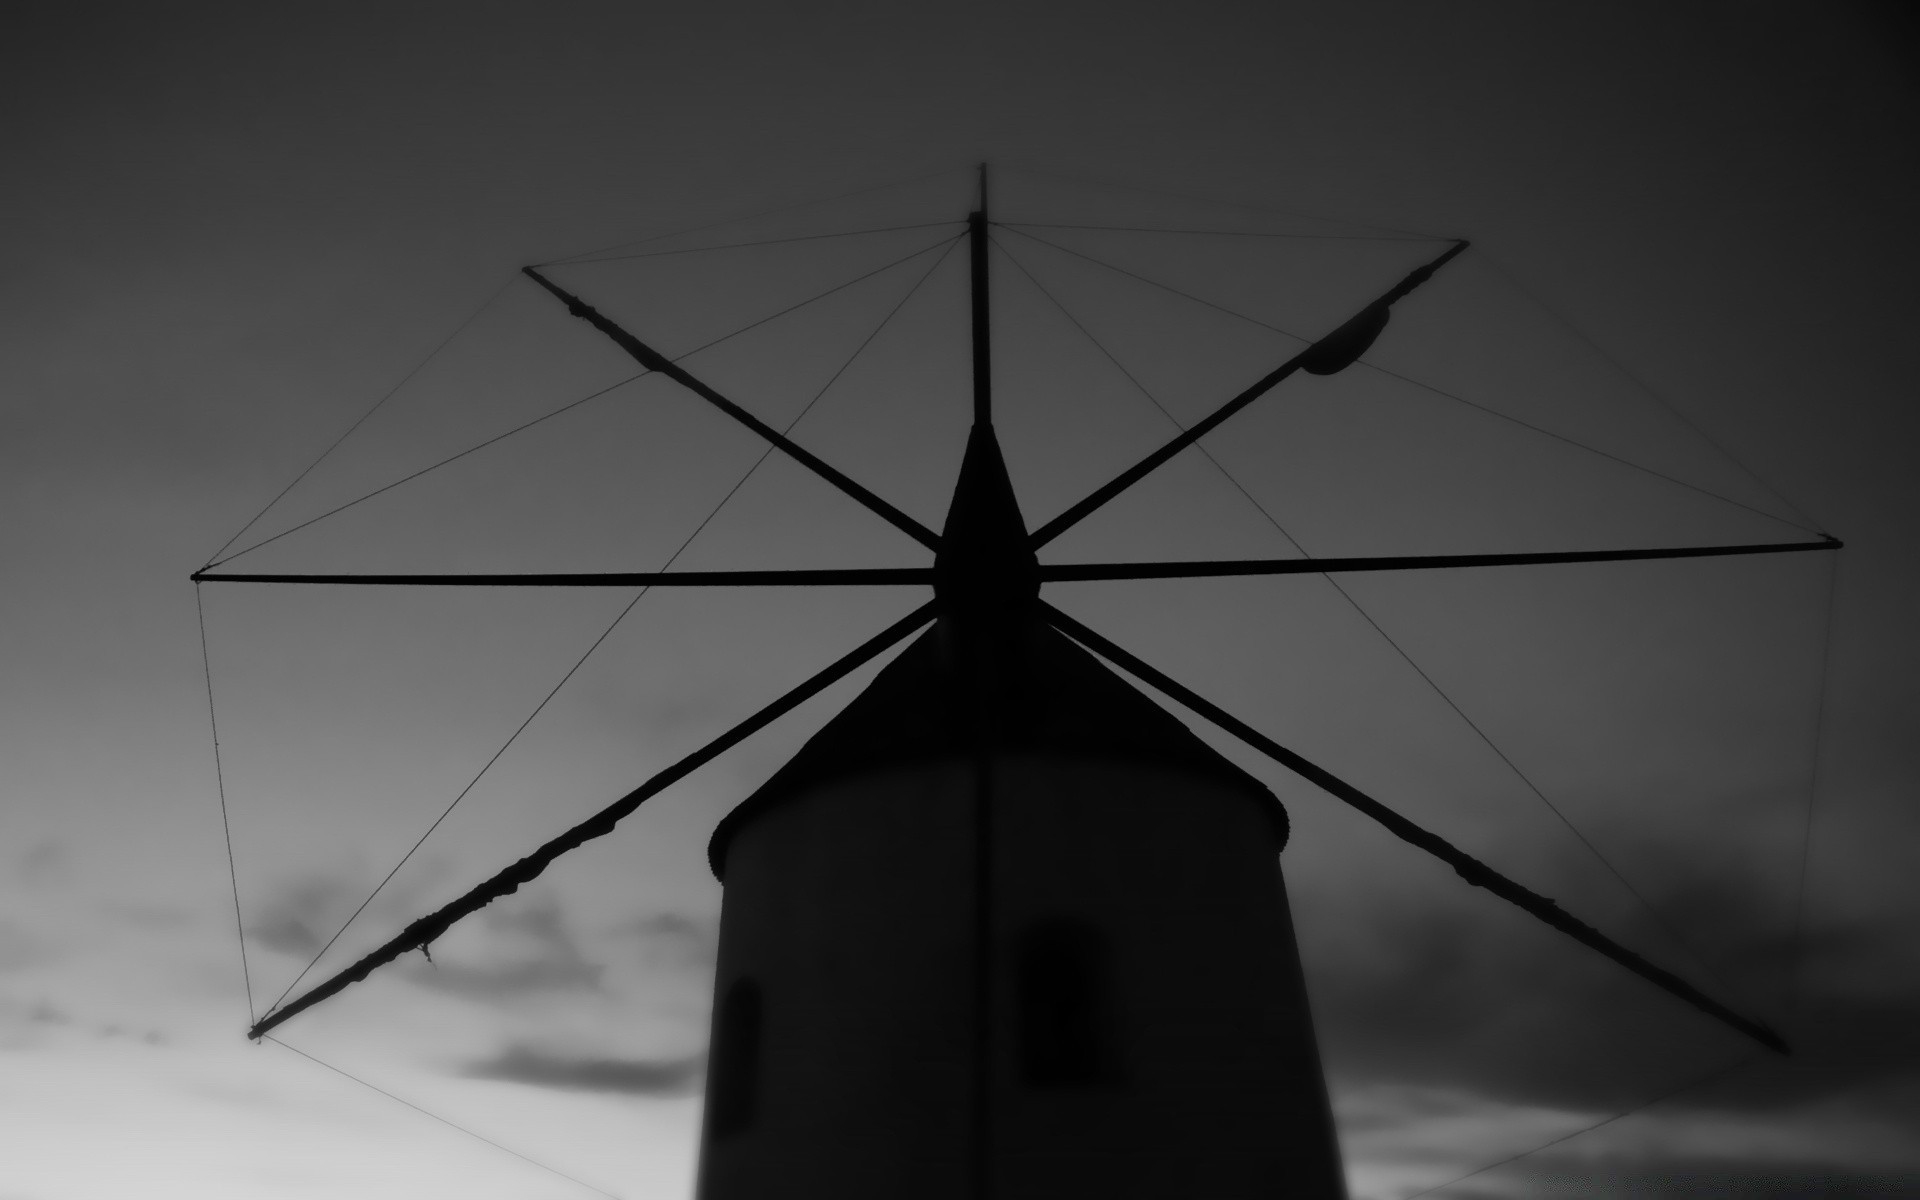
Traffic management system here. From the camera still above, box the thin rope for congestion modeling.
[583,227,959,364]
[264,582,651,1015]
[263,1036,622,1199]
[261,230,962,1020]
[997,221,1313,343]
[203,276,519,567]
[1402,1056,1754,1198]
[1357,360,1822,536]
[564,219,964,265]
[196,583,255,1024]
[1785,549,1841,1017]
[767,220,964,443]
[1001,224,1820,537]
[996,232,1756,1007]
[537,163,972,265]
[993,159,1452,241]
[1314,565,1755,1007]
[210,230,962,569]
[1477,250,1825,532]
[998,219,1440,243]
[208,372,647,569]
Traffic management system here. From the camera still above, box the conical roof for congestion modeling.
[707,611,1288,878]
[708,418,1287,878]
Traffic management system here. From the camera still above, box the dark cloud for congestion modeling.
[246,876,353,958]
[243,859,476,963]
[98,900,196,931]
[1306,836,1920,1122]
[15,840,68,887]
[460,1043,706,1097]
[245,875,630,1005]
[621,911,705,941]
[0,922,56,973]
[1338,1084,1482,1137]
[1489,1151,1920,1199]
[0,993,169,1047]
[91,1021,167,1044]
[0,995,72,1051]
[397,892,602,1002]
[400,955,602,1001]
[1419,1186,1506,1200]
[1345,1075,1920,1199]
[618,912,716,972]
[0,995,70,1024]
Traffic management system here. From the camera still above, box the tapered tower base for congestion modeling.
[695,618,1346,1199]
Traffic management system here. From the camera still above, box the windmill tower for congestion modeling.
[695,408,1342,1196]
[202,166,1830,1196]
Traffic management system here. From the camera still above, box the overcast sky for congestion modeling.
[3,4,1917,1198]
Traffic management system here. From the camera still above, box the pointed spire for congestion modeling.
[941,163,1032,629]
[935,422,1038,625]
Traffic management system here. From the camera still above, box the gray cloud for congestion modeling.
[618,912,716,972]
[1345,1073,1920,1199]
[98,900,197,931]
[0,996,73,1028]
[1337,1084,1482,1137]
[397,892,603,1002]
[0,993,168,1048]
[0,923,57,974]
[400,955,602,1001]
[243,875,696,1011]
[0,994,72,1051]
[1479,1152,1920,1199]
[460,1043,706,1096]
[16,841,69,887]
[1306,839,1920,1121]
[242,858,482,967]
[91,1020,168,1045]
[246,876,353,958]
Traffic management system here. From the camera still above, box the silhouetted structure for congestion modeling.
[696,424,1343,1197]
[202,165,1834,1196]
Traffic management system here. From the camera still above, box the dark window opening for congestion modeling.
[1016,917,1120,1087]
[707,978,762,1138]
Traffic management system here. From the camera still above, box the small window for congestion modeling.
[1016,918,1119,1087]
[707,978,762,1137]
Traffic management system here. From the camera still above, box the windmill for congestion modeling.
[194,165,1839,1197]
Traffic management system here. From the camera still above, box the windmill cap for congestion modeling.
[707,614,1288,879]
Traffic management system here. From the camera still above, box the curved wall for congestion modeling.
[694,751,1344,1200]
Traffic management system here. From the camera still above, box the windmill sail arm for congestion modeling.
[245,598,940,1041]
[1036,535,1841,582]
[191,567,938,588]
[1026,240,1469,550]
[520,267,941,553]
[1041,600,1791,1056]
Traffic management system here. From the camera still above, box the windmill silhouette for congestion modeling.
[195,166,1835,1197]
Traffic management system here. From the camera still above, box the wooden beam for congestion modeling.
[246,599,941,1041]
[192,567,937,588]
[522,267,941,552]
[1027,240,1469,550]
[1037,536,1841,582]
[1042,599,1791,1056]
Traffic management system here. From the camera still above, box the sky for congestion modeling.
[3,3,1918,1197]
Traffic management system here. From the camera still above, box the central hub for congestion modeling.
[933,421,1040,629]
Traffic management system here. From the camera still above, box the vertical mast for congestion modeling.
[967,159,996,1200]
[969,163,991,427]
